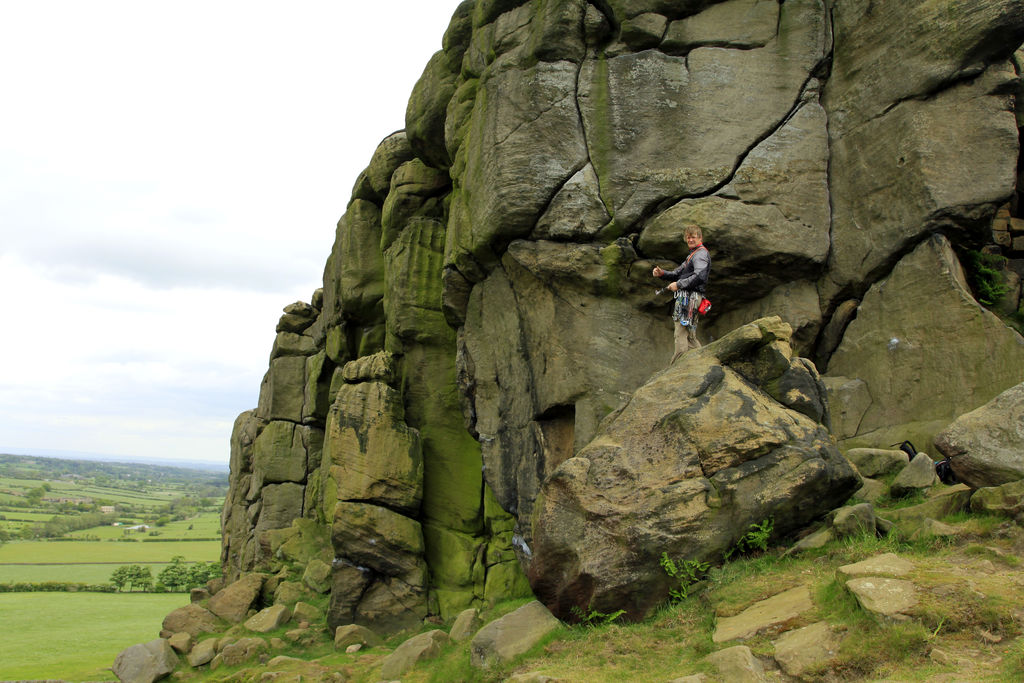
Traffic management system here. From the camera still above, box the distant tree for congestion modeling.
[187,561,222,588]
[157,556,190,591]
[110,565,132,592]
[110,564,154,591]
[155,516,170,527]
[128,565,153,592]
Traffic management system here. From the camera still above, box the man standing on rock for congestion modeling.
[653,224,711,363]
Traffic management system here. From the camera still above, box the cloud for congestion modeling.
[0,0,466,464]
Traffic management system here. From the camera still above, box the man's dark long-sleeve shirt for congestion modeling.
[660,246,710,293]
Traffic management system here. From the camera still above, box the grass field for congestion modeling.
[0,562,179,584]
[0,592,189,681]
[66,511,222,540]
[0,539,221,564]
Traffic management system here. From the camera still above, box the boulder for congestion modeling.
[244,604,291,633]
[380,629,450,679]
[112,639,178,683]
[890,453,939,497]
[935,382,1024,488]
[449,607,483,642]
[208,574,265,624]
[786,527,834,555]
[219,636,268,667]
[291,601,322,624]
[845,577,918,621]
[529,318,858,620]
[470,601,562,669]
[772,621,843,678]
[302,558,332,594]
[831,503,877,538]
[186,638,217,668]
[884,485,973,527]
[971,479,1024,517]
[160,603,222,639]
[273,580,312,606]
[827,236,1024,450]
[702,645,766,683]
[333,623,384,650]
[166,632,192,654]
[855,477,888,504]
[843,448,910,478]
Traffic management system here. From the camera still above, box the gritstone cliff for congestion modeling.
[219,0,1024,628]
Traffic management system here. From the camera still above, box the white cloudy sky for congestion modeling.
[0,1,466,465]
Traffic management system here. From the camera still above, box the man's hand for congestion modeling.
[668,282,678,292]
[652,266,665,277]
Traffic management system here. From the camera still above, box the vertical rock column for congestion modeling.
[323,352,429,633]
[221,298,327,579]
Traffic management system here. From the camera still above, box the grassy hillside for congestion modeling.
[0,592,189,682]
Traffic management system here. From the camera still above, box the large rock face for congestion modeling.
[528,318,858,620]
[827,235,1024,450]
[215,0,1024,637]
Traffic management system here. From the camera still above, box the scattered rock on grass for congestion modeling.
[244,604,291,633]
[971,479,1024,517]
[845,577,917,621]
[703,645,766,682]
[837,553,914,578]
[450,607,483,642]
[334,623,384,650]
[713,586,814,643]
[772,621,843,678]
[831,502,877,537]
[380,629,449,679]
[470,601,561,668]
[161,603,223,639]
[167,632,192,654]
[186,638,217,667]
[219,636,268,666]
[209,574,265,623]
[113,638,179,683]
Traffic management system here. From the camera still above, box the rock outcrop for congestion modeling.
[207,0,1024,642]
[528,318,858,620]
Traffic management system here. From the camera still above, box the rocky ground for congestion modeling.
[120,455,1024,682]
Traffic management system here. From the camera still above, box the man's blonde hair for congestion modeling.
[684,224,703,239]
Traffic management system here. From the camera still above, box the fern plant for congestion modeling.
[570,603,626,627]
[966,250,1008,306]
[723,517,774,561]
[659,551,710,603]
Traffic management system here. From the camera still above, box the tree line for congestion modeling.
[109,556,221,592]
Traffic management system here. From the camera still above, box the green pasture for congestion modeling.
[0,562,177,584]
[0,510,61,521]
[0,592,188,681]
[66,510,221,540]
[0,539,221,564]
